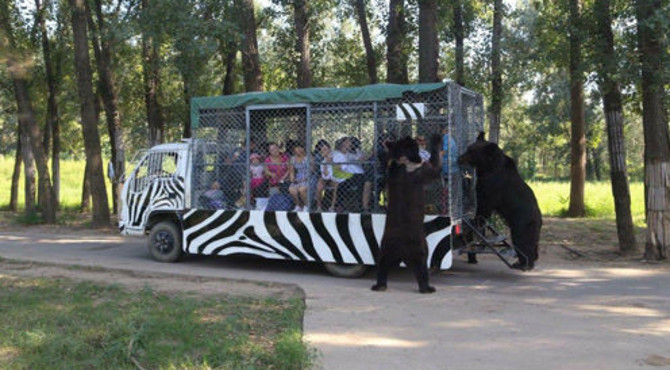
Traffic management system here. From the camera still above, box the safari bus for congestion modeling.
[119,82,483,277]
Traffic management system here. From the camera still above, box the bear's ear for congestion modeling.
[476,132,485,141]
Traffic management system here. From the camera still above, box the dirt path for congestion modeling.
[0,217,669,369]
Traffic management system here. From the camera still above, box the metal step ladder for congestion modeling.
[459,217,531,271]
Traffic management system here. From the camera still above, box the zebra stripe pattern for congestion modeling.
[126,176,185,228]
[182,210,453,269]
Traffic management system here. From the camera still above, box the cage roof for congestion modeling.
[190,82,449,127]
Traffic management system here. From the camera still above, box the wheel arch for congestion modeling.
[146,211,183,233]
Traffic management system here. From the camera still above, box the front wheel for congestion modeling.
[323,263,369,278]
[148,221,183,262]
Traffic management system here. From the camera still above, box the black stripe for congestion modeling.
[198,211,250,254]
[243,225,296,260]
[430,234,452,268]
[133,187,152,226]
[360,214,379,262]
[309,213,344,263]
[285,213,317,261]
[424,216,452,236]
[184,210,236,247]
[262,213,310,260]
[335,214,363,264]
[398,103,414,124]
[211,241,283,257]
[241,225,293,259]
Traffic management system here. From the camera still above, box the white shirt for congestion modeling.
[333,150,364,174]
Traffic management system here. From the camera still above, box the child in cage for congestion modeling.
[314,140,342,212]
[249,153,266,198]
[287,140,310,211]
[264,142,289,196]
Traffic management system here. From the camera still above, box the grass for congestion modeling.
[0,275,315,369]
[529,181,646,226]
[0,156,113,212]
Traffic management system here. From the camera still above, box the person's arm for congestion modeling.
[279,155,289,182]
[289,159,296,183]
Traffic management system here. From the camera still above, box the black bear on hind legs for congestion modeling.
[458,133,542,270]
[372,134,442,293]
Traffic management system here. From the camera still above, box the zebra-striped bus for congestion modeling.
[119,82,482,277]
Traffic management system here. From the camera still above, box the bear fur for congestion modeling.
[372,134,442,293]
[458,133,542,270]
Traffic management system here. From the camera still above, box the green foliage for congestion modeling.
[0,276,314,369]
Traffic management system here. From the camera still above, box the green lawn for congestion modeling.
[0,156,112,211]
[529,181,646,225]
[0,273,314,369]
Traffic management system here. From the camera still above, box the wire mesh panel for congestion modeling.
[190,82,482,220]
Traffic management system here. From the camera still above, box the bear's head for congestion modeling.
[458,132,509,175]
[386,136,422,165]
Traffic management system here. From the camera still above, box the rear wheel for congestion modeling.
[148,221,183,262]
[323,263,369,278]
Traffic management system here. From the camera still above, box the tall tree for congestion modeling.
[87,0,125,214]
[35,0,61,209]
[418,0,439,83]
[69,0,110,226]
[566,0,586,217]
[488,0,503,144]
[593,0,637,254]
[386,0,409,84]
[221,41,237,95]
[238,0,263,91]
[9,129,21,212]
[294,0,312,88]
[453,0,465,86]
[2,1,56,223]
[636,0,670,260]
[141,0,164,146]
[354,0,377,84]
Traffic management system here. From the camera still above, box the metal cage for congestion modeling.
[190,82,483,220]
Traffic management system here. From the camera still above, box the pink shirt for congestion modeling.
[264,153,289,186]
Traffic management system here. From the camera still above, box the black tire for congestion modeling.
[323,263,369,278]
[147,221,183,262]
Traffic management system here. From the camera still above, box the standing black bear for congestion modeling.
[458,133,542,270]
[372,134,442,293]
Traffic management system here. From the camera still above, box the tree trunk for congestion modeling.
[238,0,263,92]
[86,0,124,214]
[386,0,408,84]
[69,0,110,226]
[418,0,439,83]
[594,0,636,254]
[567,0,586,217]
[1,3,35,215]
[294,0,312,88]
[637,0,670,260]
[488,0,503,144]
[221,41,237,95]
[354,0,377,84]
[19,119,36,215]
[141,0,164,146]
[37,0,60,210]
[3,2,55,223]
[81,165,90,213]
[182,73,192,138]
[453,0,465,86]
[12,80,56,223]
[9,130,22,212]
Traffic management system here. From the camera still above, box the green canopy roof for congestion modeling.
[190,83,448,127]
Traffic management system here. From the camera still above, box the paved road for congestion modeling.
[1,229,669,369]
